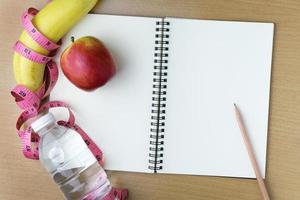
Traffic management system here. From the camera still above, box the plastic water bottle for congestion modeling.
[31,113,112,200]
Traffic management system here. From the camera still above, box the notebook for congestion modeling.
[51,14,274,178]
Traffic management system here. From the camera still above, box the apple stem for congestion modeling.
[71,36,75,43]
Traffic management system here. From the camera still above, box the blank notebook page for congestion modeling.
[51,14,158,173]
[162,18,274,178]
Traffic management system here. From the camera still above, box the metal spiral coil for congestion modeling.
[149,19,170,173]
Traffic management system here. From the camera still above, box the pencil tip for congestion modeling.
[233,103,237,108]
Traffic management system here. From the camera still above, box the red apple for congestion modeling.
[60,36,116,90]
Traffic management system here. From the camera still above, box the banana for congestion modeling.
[13,0,98,91]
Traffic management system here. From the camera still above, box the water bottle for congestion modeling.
[31,113,112,200]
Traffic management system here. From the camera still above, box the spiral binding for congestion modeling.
[149,19,170,173]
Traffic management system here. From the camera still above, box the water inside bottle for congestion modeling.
[53,162,110,200]
[38,121,111,200]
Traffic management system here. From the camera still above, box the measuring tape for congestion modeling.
[11,7,128,200]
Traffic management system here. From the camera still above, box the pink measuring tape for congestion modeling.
[11,7,128,200]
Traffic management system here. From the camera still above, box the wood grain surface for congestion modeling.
[1,0,300,199]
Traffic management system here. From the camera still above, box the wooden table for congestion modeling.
[1,0,299,199]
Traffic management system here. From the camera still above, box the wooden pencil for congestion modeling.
[234,103,270,200]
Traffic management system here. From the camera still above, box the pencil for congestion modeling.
[234,103,270,200]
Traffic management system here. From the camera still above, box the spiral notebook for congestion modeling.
[51,14,274,178]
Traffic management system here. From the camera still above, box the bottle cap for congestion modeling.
[31,112,56,134]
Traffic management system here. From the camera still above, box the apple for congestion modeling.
[60,36,116,91]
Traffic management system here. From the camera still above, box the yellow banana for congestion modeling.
[13,0,98,91]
